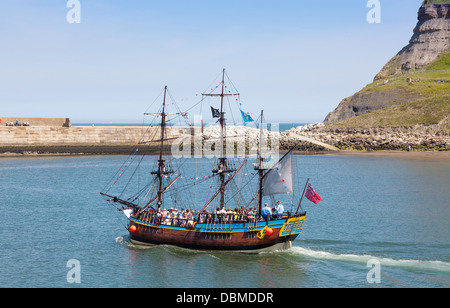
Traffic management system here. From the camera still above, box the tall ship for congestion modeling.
[100,70,308,251]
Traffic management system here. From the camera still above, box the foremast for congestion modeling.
[100,86,178,213]
[147,86,175,210]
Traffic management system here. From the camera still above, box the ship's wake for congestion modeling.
[287,246,450,273]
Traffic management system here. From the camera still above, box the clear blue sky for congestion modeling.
[0,0,423,124]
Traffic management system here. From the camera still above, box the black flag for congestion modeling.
[211,106,220,118]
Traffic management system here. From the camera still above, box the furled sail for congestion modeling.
[262,151,294,196]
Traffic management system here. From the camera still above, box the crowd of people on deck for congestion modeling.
[132,201,286,227]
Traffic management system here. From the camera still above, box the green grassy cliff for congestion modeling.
[325,54,450,131]
[324,1,449,134]
[423,0,450,5]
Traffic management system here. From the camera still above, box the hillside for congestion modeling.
[424,1,450,5]
[325,54,450,130]
[374,2,449,81]
[304,1,450,151]
[324,2,449,125]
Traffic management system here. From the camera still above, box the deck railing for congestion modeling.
[131,211,306,232]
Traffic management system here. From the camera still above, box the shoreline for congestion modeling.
[327,150,450,160]
[0,146,448,160]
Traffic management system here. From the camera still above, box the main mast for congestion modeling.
[157,86,168,208]
[204,69,237,208]
[218,69,227,207]
[255,110,267,218]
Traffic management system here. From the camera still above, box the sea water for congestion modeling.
[72,123,303,132]
[0,155,448,288]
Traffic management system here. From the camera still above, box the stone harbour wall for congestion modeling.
[0,117,71,127]
[0,126,190,146]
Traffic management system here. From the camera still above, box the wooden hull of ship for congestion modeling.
[128,214,306,252]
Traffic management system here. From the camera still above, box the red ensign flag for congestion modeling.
[305,183,322,204]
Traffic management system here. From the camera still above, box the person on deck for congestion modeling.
[218,206,227,223]
[261,203,271,221]
[247,208,255,221]
[271,208,277,219]
[276,200,285,218]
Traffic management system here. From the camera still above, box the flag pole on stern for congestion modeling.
[296,178,309,214]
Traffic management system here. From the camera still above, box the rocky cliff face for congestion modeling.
[375,3,450,80]
[323,87,421,124]
[324,2,450,124]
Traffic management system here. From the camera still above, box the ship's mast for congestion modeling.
[147,86,174,210]
[256,110,266,218]
[203,69,237,208]
[157,86,168,208]
[102,86,179,214]
[218,69,227,207]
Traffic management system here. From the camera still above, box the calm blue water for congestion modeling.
[0,155,449,288]
[73,123,304,132]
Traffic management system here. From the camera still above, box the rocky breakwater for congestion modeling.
[287,122,450,151]
[192,124,335,154]
[194,125,280,155]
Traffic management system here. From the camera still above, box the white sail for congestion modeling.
[262,151,294,196]
[123,209,133,219]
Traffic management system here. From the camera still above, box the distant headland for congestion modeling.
[318,0,449,152]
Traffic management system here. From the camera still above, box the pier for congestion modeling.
[0,117,340,155]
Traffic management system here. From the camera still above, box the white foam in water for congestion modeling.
[115,236,131,247]
[115,236,154,250]
[289,247,450,273]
